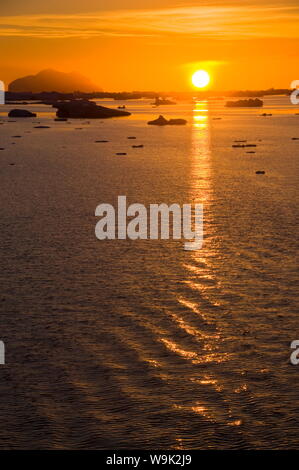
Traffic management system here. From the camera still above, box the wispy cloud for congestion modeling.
[0,4,298,39]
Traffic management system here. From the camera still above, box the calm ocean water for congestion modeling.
[0,96,298,449]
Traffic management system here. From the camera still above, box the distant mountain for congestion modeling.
[8,69,100,93]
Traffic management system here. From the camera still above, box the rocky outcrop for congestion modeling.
[152,97,176,106]
[226,98,263,108]
[54,100,131,119]
[147,115,187,126]
[148,115,169,126]
[168,118,187,125]
[8,109,36,118]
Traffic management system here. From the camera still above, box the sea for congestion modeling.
[0,95,298,449]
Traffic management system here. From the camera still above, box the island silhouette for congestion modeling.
[8,69,100,93]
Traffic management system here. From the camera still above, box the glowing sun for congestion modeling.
[192,70,210,88]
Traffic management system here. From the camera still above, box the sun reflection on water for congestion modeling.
[191,100,211,200]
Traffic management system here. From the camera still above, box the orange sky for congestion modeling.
[0,0,298,91]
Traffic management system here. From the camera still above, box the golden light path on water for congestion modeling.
[171,101,237,435]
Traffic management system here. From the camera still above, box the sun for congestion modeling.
[192,70,210,89]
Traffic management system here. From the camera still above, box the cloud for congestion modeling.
[0,4,298,39]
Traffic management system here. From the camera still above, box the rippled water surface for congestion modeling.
[0,96,298,449]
